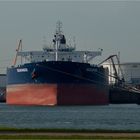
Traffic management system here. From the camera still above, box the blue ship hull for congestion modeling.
[6,61,109,105]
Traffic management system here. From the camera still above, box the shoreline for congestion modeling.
[1,127,140,132]
[0,128,140,139]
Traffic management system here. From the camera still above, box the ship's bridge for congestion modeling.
[43,44,75,52]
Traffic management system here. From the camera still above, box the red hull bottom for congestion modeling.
[6,84,109,105]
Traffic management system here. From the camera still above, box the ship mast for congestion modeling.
[55,21,62,61]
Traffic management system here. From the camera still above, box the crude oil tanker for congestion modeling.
[6,21,109,105]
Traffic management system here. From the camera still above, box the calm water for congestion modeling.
[0,103,140,130]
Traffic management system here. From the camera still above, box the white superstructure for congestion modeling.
[16,21,102,65]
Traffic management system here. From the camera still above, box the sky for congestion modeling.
[0,1,140,73]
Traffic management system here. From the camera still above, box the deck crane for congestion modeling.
[13,40,22,66]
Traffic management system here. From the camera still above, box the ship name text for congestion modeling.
[17,68,28,72]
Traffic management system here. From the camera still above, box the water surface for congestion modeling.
[0,103,139,130]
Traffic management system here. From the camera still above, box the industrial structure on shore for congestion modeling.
[0,74,6,102]
[101,57,140,104]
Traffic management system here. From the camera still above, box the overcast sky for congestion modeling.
[0,1,140,73]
